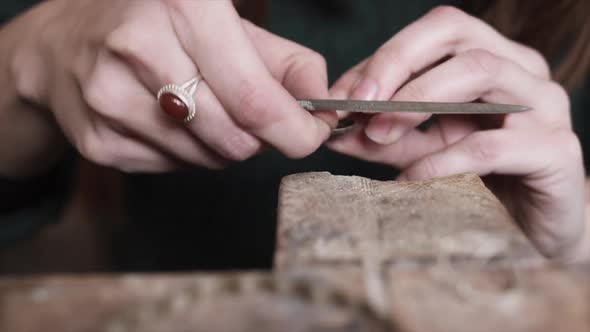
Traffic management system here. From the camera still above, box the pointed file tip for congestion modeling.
[518,105,533,112]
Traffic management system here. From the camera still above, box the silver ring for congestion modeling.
[157,74,203,123]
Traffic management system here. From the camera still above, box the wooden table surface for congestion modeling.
[2,172,588,332]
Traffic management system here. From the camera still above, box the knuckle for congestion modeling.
[555,130,583,162]
[82,77,107,113]
[11,56,40,102]
[220,132,261,161]
[305,50,327,69]
[105,24,133,54]
[282,51,327,86]
[82,72,117,118]
[466,132,501,162]
[77,132,117,168]
[547,81,570,111]
[233,80,281,129]
[427,5,470,25]
[287,135,322,159]
[462,49,502,79]
[525,47,551,79]
[81,60,125,120]
[536,81,572,126]
[375,43,409,66]
[105,23,147,58]
[398,82,430,101]
[418,156,440,180]
[369,45,412,80]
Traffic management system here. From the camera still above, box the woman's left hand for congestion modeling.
[327,6,589,263]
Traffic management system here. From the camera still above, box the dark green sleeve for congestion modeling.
[0,0,40,25]
[0,154,77,247]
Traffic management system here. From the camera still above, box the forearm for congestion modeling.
[0,3,66,178]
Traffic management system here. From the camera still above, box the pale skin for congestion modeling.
[0,1,587,262]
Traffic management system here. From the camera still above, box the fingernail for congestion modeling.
[351,77,378,100]
[336,110,349,119]
[329,90,351,120]
[329,89,348,99]
[365,122,405,145]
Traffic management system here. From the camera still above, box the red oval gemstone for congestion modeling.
[159,93,188,120]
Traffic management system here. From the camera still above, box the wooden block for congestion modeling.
[283,265,590,332]
[386,266,590,332]
[275,172,540,269]
[4,172,575,332]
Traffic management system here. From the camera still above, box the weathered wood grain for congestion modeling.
[284,265,590,332]
[274,172,590,332]
[387,266,590,332]
[0,273,389,332]
[276,172,540,269]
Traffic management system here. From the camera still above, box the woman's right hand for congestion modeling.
[9,0,335,172]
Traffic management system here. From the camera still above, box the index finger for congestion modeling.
[243,20,338,128]
[166,0,330,158]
